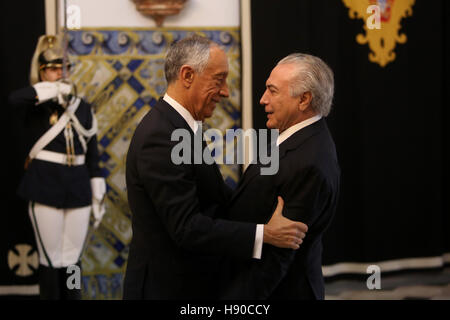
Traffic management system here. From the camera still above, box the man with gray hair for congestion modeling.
[222,53,340,300]
[123,36,308,299]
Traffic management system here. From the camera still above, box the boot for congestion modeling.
[60,262,82,300]
[38,264,61,300]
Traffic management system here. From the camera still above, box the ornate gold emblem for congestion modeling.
[342,0,415,67]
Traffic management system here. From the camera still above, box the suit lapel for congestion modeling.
[204,134,229,196]
[153,97,194,134]
[154,98,229,199]
[229,163,261,204]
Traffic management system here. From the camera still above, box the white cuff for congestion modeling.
[252,224,264,259]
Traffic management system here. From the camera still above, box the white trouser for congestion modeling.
[28,202,91,268]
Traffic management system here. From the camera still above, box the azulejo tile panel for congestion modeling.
[68,28,241,299]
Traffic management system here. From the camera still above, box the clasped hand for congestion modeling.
[33,80,75,107]
[264,196,308,249]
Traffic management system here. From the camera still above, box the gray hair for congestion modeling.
[277,53,334,117]
[164,34,217,84]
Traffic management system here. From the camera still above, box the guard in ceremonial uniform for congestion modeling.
[8,34,106,300]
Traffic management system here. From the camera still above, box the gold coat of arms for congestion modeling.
[342,0,415,67]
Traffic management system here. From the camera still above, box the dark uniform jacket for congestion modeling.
[123,98,256,300]
[9,85,102,209]
[222,118,340,300]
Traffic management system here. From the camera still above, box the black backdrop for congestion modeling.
[250,0,449,268]
[0,1,45,295]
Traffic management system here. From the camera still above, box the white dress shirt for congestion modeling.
[276,114,322,147]
[163,93,263,259]
[163,94,200,134]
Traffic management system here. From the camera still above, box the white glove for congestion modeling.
[57,82,75,106]
[33,81,72,104]
[91,177,106,229]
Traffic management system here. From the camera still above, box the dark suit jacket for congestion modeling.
[9,86,101,208]
[123,98,256,300]
[222,118,340,300]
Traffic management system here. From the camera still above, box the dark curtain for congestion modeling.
[251,0,449,267]
[0,1,45,296]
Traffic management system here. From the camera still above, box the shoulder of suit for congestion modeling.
[78,98,92,108]
[74,99,94,115]
[134,105,178,141]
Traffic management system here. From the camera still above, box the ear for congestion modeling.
[298,92,312,112]
[179,65,195,88]
[39,69,46,82]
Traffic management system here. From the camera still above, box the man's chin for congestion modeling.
[266,120,275,129]
[203,107,216,119]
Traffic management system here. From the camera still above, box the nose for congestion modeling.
[260,89,269,106]
[220,81,229,98]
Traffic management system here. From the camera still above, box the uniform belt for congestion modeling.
[34,150,85,166]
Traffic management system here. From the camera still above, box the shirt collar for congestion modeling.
[276,114,322,146]
[163,93,200,134]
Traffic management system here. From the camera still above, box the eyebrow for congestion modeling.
[215,72,228,78]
